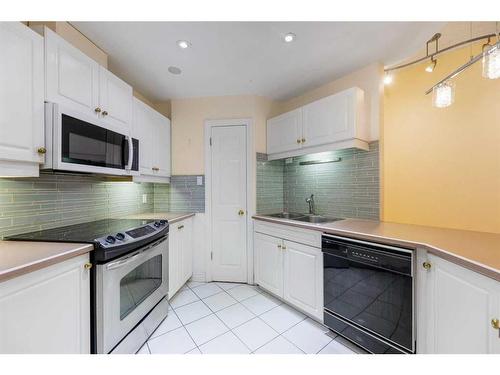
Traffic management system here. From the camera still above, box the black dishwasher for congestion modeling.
[322,234,415,354]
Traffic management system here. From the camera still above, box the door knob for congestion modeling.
[94,107,102,113]
[422,262,432,270]
[492,318,500,330]
[37,147,46,154]
[238,209,245,216]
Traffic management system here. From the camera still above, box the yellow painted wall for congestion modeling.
[171,95,273,175]
[383,43,500,233]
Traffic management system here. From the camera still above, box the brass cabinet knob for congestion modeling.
[37,147,46,154]
[102,110,108,116]
[422,261,432,270]
[238,209,245,216]
[94,107,102,113]
[492,318,500,330]
[84,262,93,270]
[282,245,287,250]
[152,167,159,171]
[301,138,306,143]
[296,139,301,144]
[177,225,184,230]
[277,244,282,249]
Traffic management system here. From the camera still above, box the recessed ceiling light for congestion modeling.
[283,32,296,43]
[168,66,182,75]
[177,40,191,49]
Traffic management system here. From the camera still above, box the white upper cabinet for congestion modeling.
[418,253,500,354]
[132,98,171,183]
[0,22,44,177]
[266,108,302,154]
[266,87,368,160]
[45,27,99,116]
[45,27,132,133]
[98,66,133,131]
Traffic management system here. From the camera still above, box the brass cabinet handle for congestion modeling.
[238,209,245,216]
[152,167,159,171]
[84,262,93,270]
[37,147,46,154]
[178,225,184,230]
[422,261,432,270]
[301,138,306,143]
[492,318,500,330]
[102,110,108,116]
[94,107,102,113]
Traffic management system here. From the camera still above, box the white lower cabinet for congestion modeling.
[168,217,194,298]
[0,254,90,354]
[418,252,500,354]
[254,224,323,321]
[283,240,323,319]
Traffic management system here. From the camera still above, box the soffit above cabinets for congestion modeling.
[71,22,444,101]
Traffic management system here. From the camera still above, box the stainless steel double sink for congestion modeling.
[265,212,342,224]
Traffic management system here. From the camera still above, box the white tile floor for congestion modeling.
[138,281,366,354]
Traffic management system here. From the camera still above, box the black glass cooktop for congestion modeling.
[6,219,157,244]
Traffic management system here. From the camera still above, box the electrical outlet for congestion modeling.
[142,194,147,204]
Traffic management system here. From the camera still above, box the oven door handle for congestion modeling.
[125,135,133,171]
[105,236,167,270]
[106,251,143,270]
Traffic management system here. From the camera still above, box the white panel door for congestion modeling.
[302,89,355,148]
[132,98,154,175]
[45,27,99,115]
[154,113,171,177]
[98,66,133,132]
[210,125,247,282]
[254,232,284,297]
[266,108,302,154]
[283,240,323,320]
[0,22,44,168]
[425,253,500,353]
[0,254,90,353]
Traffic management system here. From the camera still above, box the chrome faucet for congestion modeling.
[305,194,315,215]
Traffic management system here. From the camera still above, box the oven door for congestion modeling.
[96,236,168,353]
[323,236,414,353]
[46,102,134,176]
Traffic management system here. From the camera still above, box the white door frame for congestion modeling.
[204,118,255,284]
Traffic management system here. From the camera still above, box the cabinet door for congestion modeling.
[98,66,133,132]
[267,108,302,154]
[254,232,284,297]
[0,22,44,174]
[153,113,171,177]
[168,228,180,298]
[283,240,323,320]
[0,254,90,353]
[302,89,357,148]
[45,27,99,116]
[424,254,500,353]
[132,98,154,175]
[179,218,193,284]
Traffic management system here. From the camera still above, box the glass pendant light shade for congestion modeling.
[432,81,455,108]
[482,44,500,79]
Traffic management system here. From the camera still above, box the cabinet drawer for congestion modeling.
[254,220,321,248]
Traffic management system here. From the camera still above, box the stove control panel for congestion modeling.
[95,220,168,248]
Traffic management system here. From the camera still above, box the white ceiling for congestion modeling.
[72,22,445,101]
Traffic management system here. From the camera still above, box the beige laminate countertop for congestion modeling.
[0,241,93,283]
[253,215,500,282]
[124,212,195,224]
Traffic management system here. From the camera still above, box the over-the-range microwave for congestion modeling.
[43,102,139,176]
